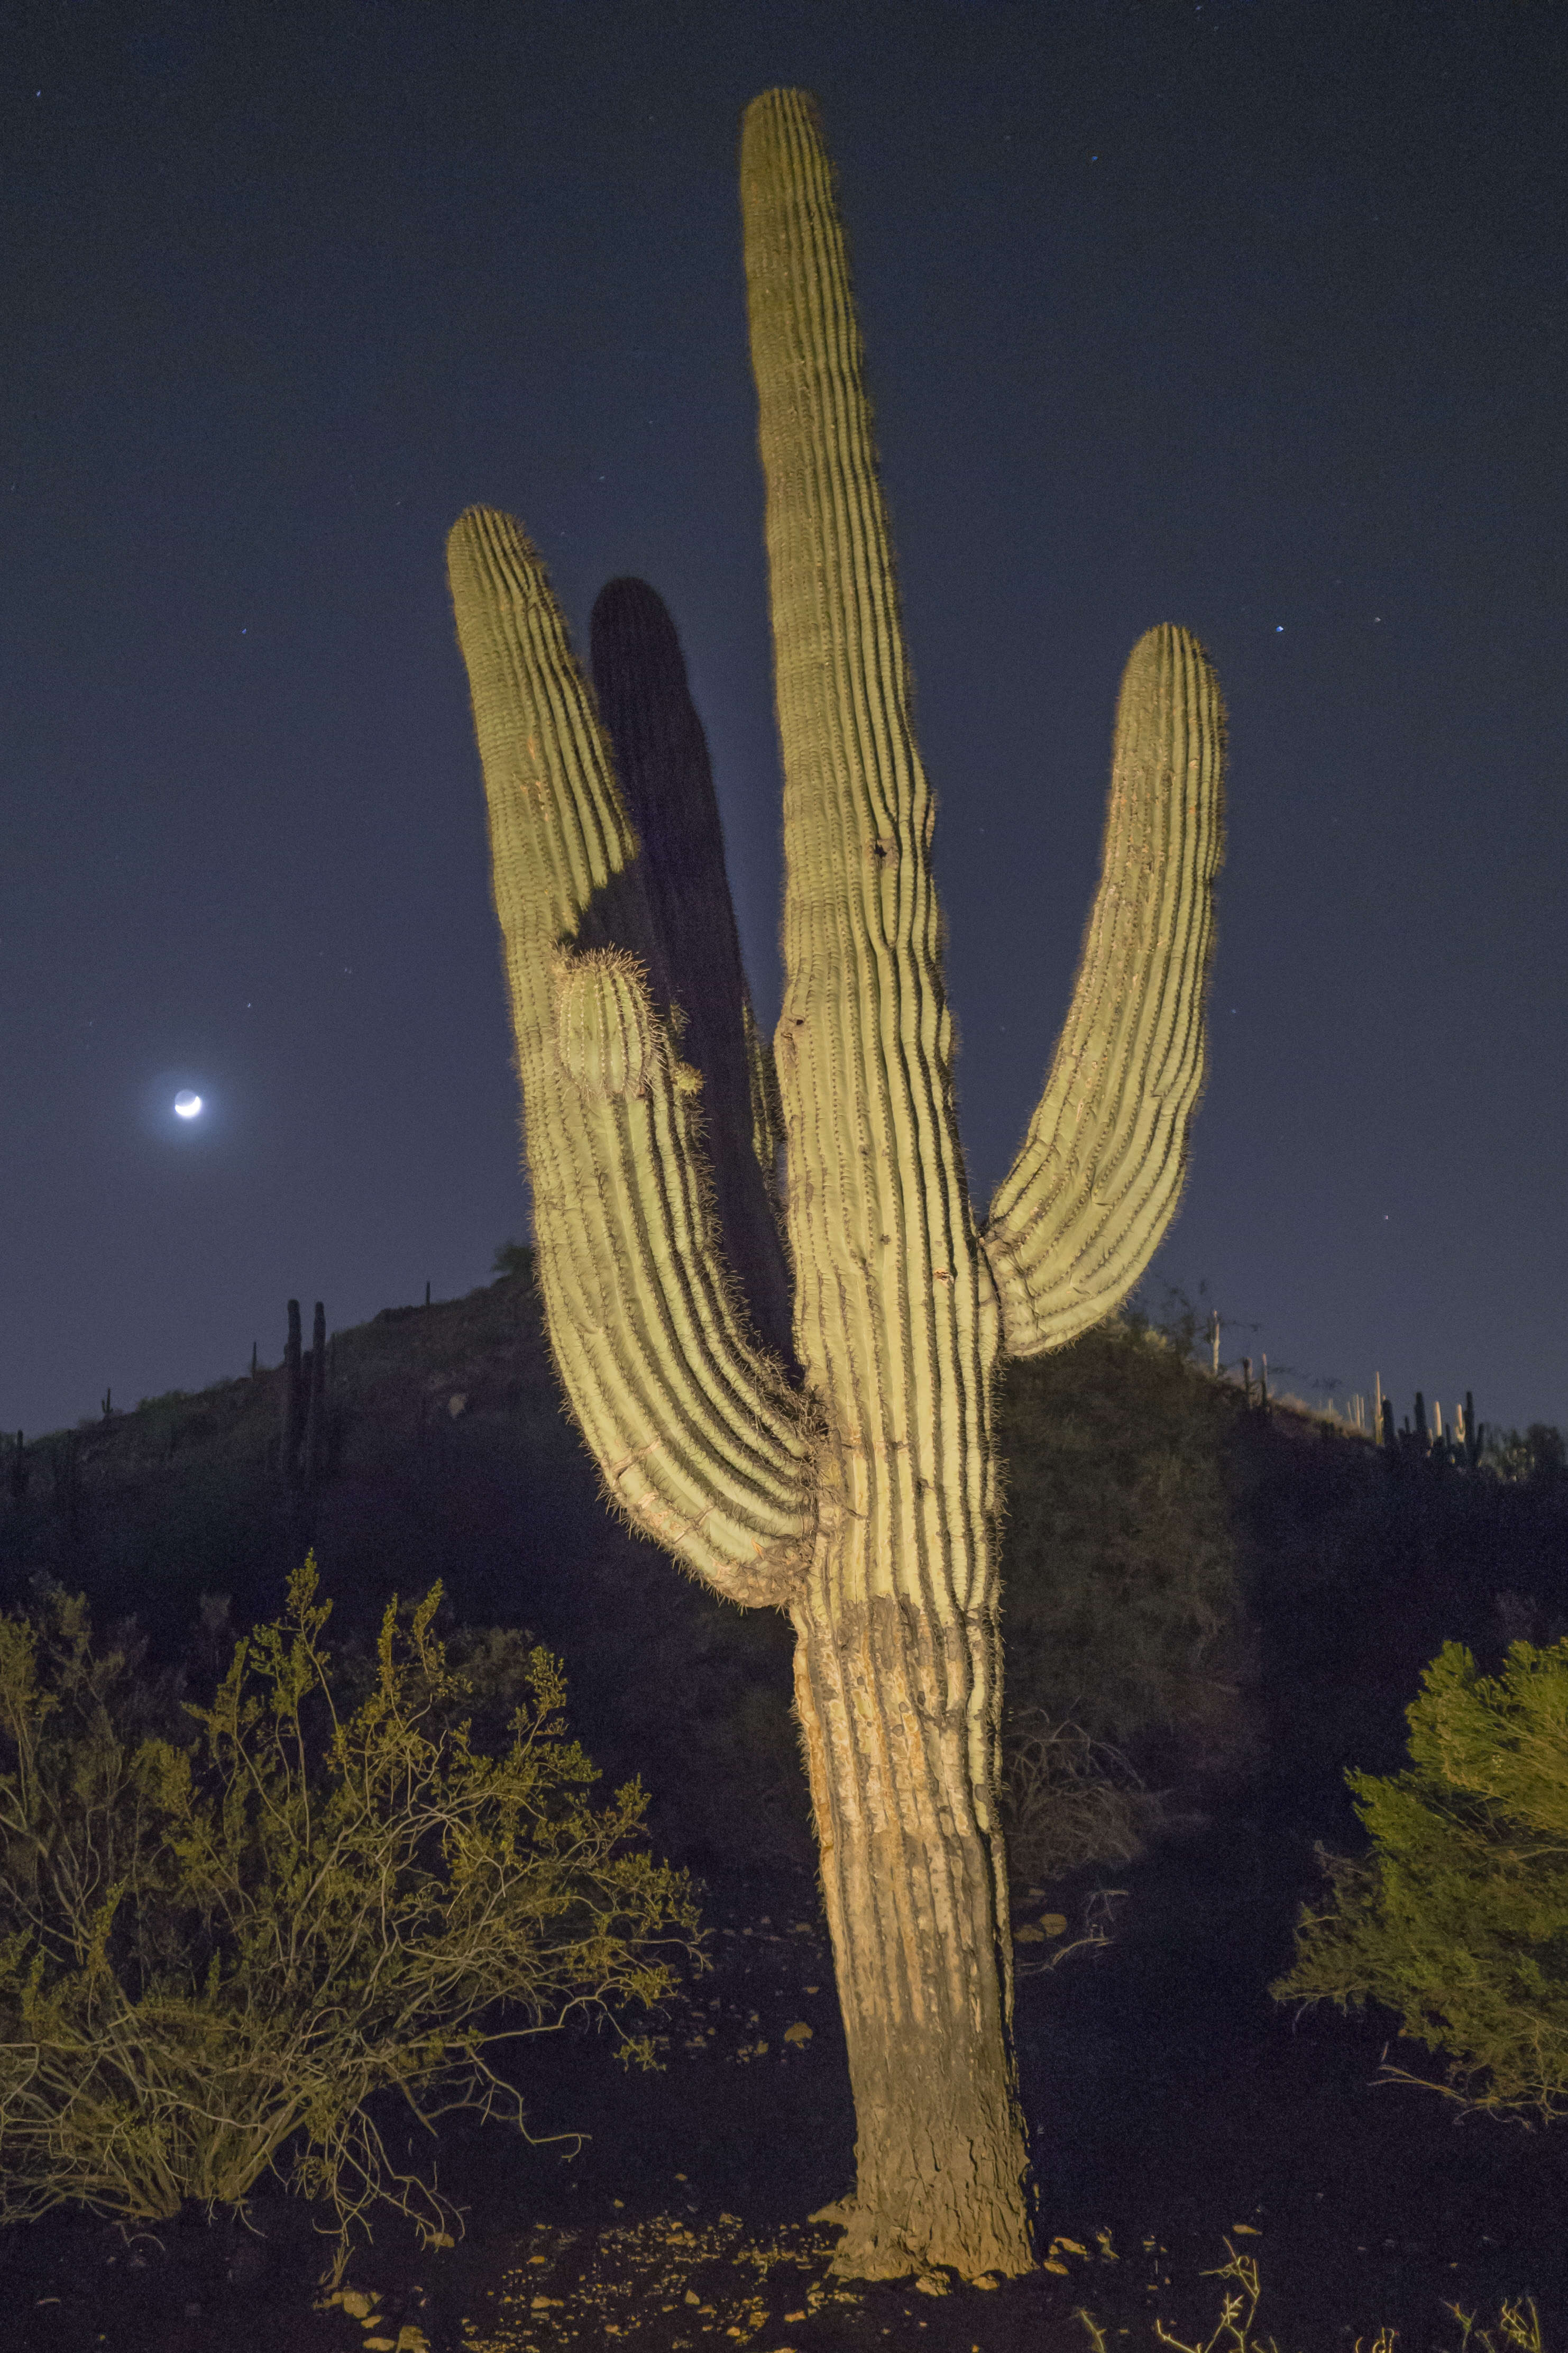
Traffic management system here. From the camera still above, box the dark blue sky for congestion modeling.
[4,0,1564,1441]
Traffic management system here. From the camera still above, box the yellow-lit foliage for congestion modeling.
[0,1559,698,2275]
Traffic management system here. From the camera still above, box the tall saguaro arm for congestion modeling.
[741,88,988,1583]
[982,623,1226,1358]
[446,510,814,1604]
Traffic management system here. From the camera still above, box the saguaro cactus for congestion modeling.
[446,88,1224,2283]
[303,1299,327,1488]
[279,1298,304,1486]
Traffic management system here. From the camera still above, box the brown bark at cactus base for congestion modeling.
[790,1586,1036,2280]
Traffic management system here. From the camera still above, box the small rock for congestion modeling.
[783,2022,813,2044]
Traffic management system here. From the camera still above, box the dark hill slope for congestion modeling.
[3,1270,1563,1872]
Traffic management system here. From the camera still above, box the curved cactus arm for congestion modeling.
[981,624,1226,1359]
[446,506,814,1602]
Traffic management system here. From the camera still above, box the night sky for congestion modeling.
[5,2,1564,1447]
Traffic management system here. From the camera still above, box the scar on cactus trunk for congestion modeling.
[445,88,1225,2282]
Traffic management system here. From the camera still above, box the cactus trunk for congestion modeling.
[792,1572,1026,2276]
[446,84,1224,2283]
[741,88,1028,2272]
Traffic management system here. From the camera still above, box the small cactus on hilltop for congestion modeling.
[279,1300,303,1486]
[303,1301,327,1489]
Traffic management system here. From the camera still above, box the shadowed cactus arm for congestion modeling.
[589,576,794,1359]
[741,996,786,1214]
[446,506,814,1602]
[980,624,1226,1358]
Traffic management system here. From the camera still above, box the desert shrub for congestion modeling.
[1270,1633,1568,2121]
[0,1557,699,2274]
[1077,2243,1545,2353]
[1001,1708,1170,1888]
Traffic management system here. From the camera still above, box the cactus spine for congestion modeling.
[446,88,1225,2281]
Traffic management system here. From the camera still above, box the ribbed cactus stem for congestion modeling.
[740,86,1030,2276]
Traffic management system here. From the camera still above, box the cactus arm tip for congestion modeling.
[982,623,1226,1360]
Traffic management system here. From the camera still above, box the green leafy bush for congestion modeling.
[1270,1634,1568,2120]
[0,1558,699,2273]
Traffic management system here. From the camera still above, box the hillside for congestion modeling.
[3,1264,1564,1877]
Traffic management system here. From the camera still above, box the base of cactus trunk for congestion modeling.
[791,1592,1036,2281]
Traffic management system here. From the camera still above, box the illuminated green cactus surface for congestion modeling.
[446,88,1225,2284]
